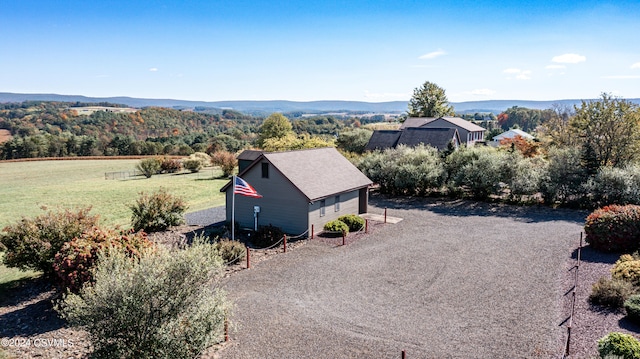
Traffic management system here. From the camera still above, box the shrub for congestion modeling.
[214,239,246,264]
[53,227,153,293]
[324,220,349,234]
[337,214,365,231]
[451,147,507,200]
[210,151,237,177]
[130,189,187,232]
[0,208,99,276]
[625,295,640,324]
[253,224,284,248]
[539,147,588,207]
[136,157,162,178]
[57,239,229,359]
[182,158,204,173]
[585,205,640,252]
[590,277,636,308]
[612,254,640,285]
[597,332,640,359]
[160,157,182,173]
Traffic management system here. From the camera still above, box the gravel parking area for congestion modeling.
[218,195,585,358]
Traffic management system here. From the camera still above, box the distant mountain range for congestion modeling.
[1,92,638,114]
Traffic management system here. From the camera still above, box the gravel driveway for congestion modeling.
[218,195,585,358]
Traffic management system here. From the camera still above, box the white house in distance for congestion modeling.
[492,129,534,143]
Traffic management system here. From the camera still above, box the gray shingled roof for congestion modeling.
[364,130,401,151]
[400,116,486,132]
[237,149,264,161]
[397,128,460,150]
[223,147,372,202]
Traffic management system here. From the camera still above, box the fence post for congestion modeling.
[384,208,387,224]
[246,245,250,269]
[283,234,287,253]
[402,350,406,359]
[342,231,346,246]
[365,219,369,234]
[224,315,229,342]
[311,224,314,239]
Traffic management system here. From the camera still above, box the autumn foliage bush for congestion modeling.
[53,227,153,292]
[130,189,187,233]
[585,205,640,252]
[210,151,237,177]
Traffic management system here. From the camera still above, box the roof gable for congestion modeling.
[493,129,534,141]
[364,130,401,151]
[397,127,460,150]
[402,116,486,132]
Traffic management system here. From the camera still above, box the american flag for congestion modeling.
[234,176,262,198]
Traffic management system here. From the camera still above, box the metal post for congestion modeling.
[246,244,250,269]
[402,350,406,359]
[342,231,346,246]
[384,207,387,224]
[311,224,314,239]
[224,316,229,342]
[283,234,287,253]
[365,219,369,233]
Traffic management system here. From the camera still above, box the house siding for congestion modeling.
[308,189,360,236]
[225,160,309,235]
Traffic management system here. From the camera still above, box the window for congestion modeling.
[334,195,340,212]
[261,163,269,178]
[320,199,325,217]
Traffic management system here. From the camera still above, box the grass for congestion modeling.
[0,252,40,302]
[0,159,229,229]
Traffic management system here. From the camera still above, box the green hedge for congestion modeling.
[337,214,365,232]
[598,332,640,359]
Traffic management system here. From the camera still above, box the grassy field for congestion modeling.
[0,159,228,229]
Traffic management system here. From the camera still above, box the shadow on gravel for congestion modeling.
[0,297,65,337]
[619,316,640,333]
[0,277,47,308]
[370,192,587,224]
[573,246,620,264]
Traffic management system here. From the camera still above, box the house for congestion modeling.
[400,116,486,146]
[364,127,461,151]
[492,129,534,142]
[221,147,373,236]
[237,149,263,173]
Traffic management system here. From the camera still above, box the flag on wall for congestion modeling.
[234,176,262,198]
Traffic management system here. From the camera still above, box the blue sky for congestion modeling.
[1,0,640,103]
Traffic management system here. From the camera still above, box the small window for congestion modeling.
[261,163,269,178]
[320,199,325,217]
[334,195,340,212]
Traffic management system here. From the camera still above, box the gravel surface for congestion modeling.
[185,206,226,226]
[217,194,586,359]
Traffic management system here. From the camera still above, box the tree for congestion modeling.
[257,113,293,148]
[336,129,372,153]
[570,93,640,167]
[407,81,454,118]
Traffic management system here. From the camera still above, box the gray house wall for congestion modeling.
[308,189,360,236]
[225,160,310,235]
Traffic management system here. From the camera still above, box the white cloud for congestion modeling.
[631,62,640,69]
[503,68,532,80]
[149,68,159,72]
[545,64,566,69]
[551,53,586,64]
[602,75,640,79]
[419,49,446,60]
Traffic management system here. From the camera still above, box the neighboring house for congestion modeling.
[221,147,373,236]
[400,116,486,146]
[237,149,263,173]
[365,127,461,151]
[492,129,534,142]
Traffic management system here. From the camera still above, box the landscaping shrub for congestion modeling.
[451,147,507,200]
[182,158,204,173]
[589,276,636,308]
[160,157,182,173]
[587,166,640,208]
[597,332,640,359]
[53,227,153,293]
[585,205,640,252]
[211,150,237,177]
[625,295,640,324]
[324,220,349,234]
[130,188,187,232]
[252,224,284,248]
[0,208,99,276]
[338,214,365,231]
[214,239,246,264]
[612,254,640,285]
[57,239,229,359]
[539,147,588,207]
[136,157,162,178]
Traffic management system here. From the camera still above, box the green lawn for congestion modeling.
[0,159,228,229]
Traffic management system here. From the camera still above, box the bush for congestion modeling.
[253,224,284,248]
[214,239,246,264]
[57,239,229,359]
[130,189,187,232]
[585,205,640,252]
[182,158,204,173]
[160,157,182,173]
[0,208,99,276]
[136,157,162,178]
[211,151,237,177]
[590,277,636,308]
[540,147,588,207]
[324,220,349,234]
[626,295,640,324]
[337,214,365,231]
[53,227,153,293]
[597,332,640,359]
[612,254,640,285]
